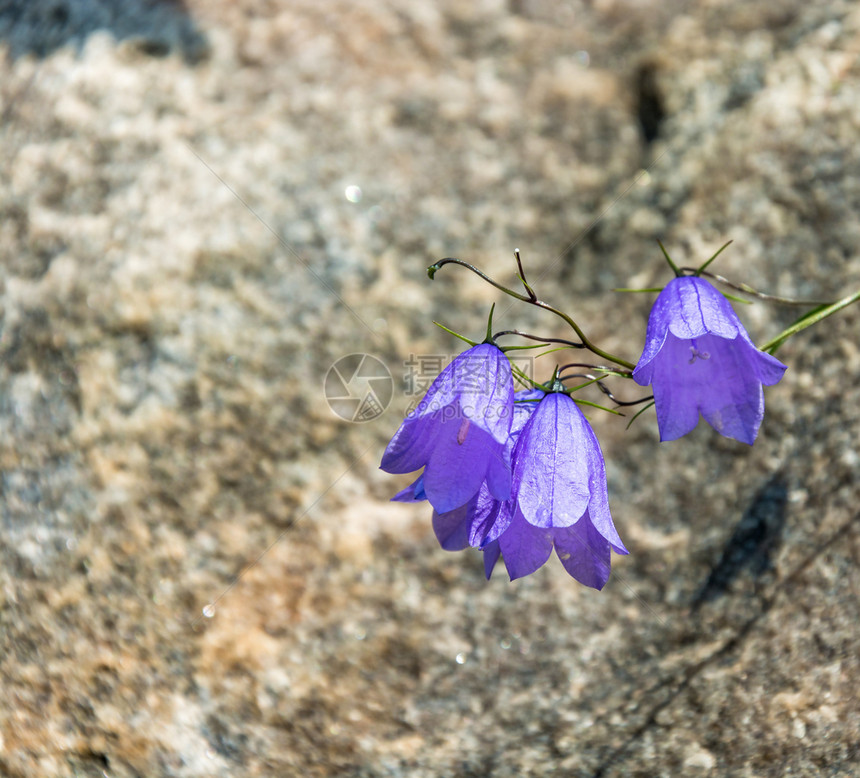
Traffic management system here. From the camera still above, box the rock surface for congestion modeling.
[1,1,859,775]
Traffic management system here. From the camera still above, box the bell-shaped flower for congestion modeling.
[633,276,786,445]
[501,392,628,589]
[381,343,514,513]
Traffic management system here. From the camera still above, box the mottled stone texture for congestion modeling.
[1,1,859,776]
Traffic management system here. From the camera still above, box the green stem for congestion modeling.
[626,399,655,429]
[532,300,636,370]
[493,330,585,350]
[683,269,832,306]
[429,258,530,300]
[428,257,636,370]
[759,288,860,354]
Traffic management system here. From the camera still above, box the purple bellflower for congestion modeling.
[500,392,628,589]
[633,276,787,445]
[381,343,515,513]
[418,390,628,589]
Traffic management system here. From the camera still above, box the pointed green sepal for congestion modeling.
[625,399,655,429]
[432,320,478,347]
[695,240,733,276]
[509,361,546,392]
[657,240,682,278]
[721,291,754,305]
[563,375,604,394]
[572,398,624,416]
[513,395,543,405]
[484,303,496,343]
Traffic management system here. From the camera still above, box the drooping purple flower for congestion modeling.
[499,391,628,589]
[381,343,515,512]
[393,388,627,588]
[632,276,787,445]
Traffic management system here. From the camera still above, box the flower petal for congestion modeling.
[695,336,766,445]
[431,480,510,552]
[582,439,628,554]
[463,484,504,547]
[478,497,515,547]
[424,423,505,513]
[498,508,553,580]
[634,277,742,383]
[391,474,426,502]
[553,515,612,590]
[380,412,441,474]
[420,343,514,445]
[754,349,788,386]
[634,303,670,384]
[484,447,512,502]
[665,277,740,340]
[650,333,707,441]
[513,393,591,528]
[431,504,471,551]
[464,344,516,445]
[649,332,782,445]
[482,539,501,579]
[511,389,545,434]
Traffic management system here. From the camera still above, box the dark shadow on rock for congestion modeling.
[0,0,208,63]
[634,59,665,145]
[691,472,789,610]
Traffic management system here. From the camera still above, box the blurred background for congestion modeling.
[1,1,859,775]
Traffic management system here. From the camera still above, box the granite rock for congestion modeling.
[1,0,859,775]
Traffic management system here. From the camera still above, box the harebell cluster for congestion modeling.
[381,244,859,588]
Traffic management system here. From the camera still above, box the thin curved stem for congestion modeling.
[514,249,538,301]
[557,371,652,406]
[681,268,832,306]
[493,330,585,349]
[429,256,637,370]
[557,362,633,378]
[429,258,530,300]
[530,300,636,369]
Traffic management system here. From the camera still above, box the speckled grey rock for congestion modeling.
[0,0,207,62]
[1,1,859,776]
